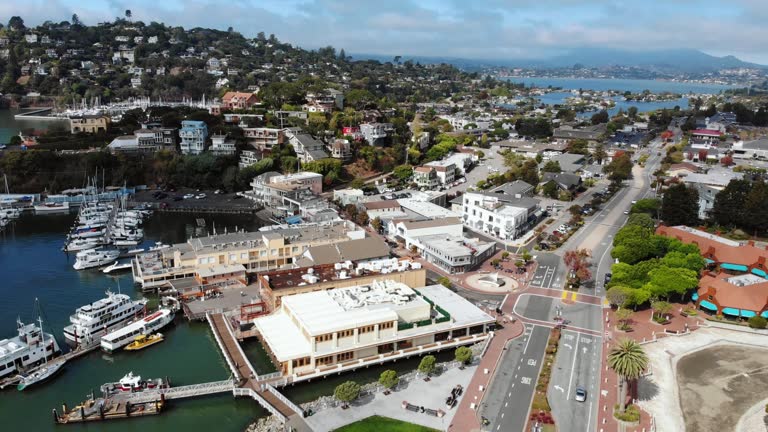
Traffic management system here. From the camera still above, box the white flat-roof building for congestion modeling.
[253,280,493,376]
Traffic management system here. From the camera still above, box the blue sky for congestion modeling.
[4,0,768,63]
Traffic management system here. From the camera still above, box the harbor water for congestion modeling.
[0,211,269,432]
[0,108,69,145]
[504,76,736,94]
[0,210,443,431]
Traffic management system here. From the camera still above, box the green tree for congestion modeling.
[661,183,699,226]
[711,179,751,227]
[334,381,360,404]
[542,181,558,198]
[593,145,608,164]
[615,308,633,331]
[650,300,672,320]
[437,276,451,289]
[605,153,632,181]
[378,370,399,390]
[591,110,609,125]
[371,216,383,233]
[627,213,655,229]
[645,266,698,300]
[542,160,562,173]
[455,346,473,365]
[392,164,413,181]
[608,339,648,412]
[418,355,437,375]
[630,198,660,216]
[606,286,631,308]
[744,181,768,235]
[521,248,532,263]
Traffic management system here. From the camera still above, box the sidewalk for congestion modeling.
[598,305,703,432]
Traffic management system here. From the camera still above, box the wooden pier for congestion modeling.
[54,397,164,424]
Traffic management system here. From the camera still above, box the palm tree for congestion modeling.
[607,338,648,412]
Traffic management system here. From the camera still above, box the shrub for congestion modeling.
[334,381,360,403]
[614,404,641,422]
[748,315,767,329]
[437,276,452,289]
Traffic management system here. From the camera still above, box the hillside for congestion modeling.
[0,17,479,105]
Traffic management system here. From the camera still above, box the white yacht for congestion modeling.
[0,320,61,379]
[34,202,70,214]
[0,207,21,219]
[100,309,175,352]
[102,261,133,274]
[69,226,107,239]
[62,291,148,346]
[63,237,105,252]
[73,248,120,270]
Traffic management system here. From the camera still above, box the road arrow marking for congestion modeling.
[564,343,573,350]
[554,385,564,393]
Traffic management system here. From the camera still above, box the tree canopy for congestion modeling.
[661,183,699,226]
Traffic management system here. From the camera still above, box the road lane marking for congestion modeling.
[522,326,533,354]
[566,333,581,400]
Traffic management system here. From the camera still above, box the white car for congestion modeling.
[195,193,207,199]
[183,193,195,199]
[574,387,587,402]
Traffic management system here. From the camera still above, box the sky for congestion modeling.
[3,0,768,64]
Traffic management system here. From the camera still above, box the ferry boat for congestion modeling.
[0,319,61,380]
[100,309,174,352]
[34,202,70,214]
[73,248,120,270]
[102,261,133,274]
[124,333,164,351]
[100,372,169,396]
[63,291,148,346]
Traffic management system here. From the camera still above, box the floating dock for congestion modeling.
[54,397,164,424]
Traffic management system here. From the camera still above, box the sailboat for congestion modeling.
[17,301,66,391]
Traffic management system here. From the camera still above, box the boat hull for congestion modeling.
[17,360,66,391]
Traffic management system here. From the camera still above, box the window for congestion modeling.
[316,355,333,366]
[338,329,354,338]
[359,325,375,334]
[292,357,310,368]
[337,351,354,362]
[316,333,333,342]
[380,321,394,330]
[271,249,277,256]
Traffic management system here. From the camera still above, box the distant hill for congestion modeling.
[352,48,766,74]
[533,48,766,73]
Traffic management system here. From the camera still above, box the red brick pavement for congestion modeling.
[598,305,703,432]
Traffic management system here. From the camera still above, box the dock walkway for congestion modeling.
[207,312,309,429]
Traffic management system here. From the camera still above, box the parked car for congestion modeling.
[183,193,195,199]
[604,273,612,284]
[214,189,223,195]
[195,193,207,199]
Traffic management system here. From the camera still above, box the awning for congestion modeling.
[699,300,718,311]
[741,310,757,318]
[691,292,699,301]
[762,311,768,319]
[722,307,740,316]
[721,263,748,272]
[285,216,302,225]
[751,268,768,279]
[704,259,715,264]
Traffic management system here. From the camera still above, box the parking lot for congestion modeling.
[447,148,508,195]
[133,188,257,211]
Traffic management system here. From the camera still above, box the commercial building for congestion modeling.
[415,234,496,274]
[257,258,426,311]
[252,280,494,377]
[657,225,768,318]
[461,191,541,241]
[70,115,110,134]
[731,138,768,160]
[295,236,391,267]
[131,221,365,290]
[179,120,209,155]
[679,169,743,219]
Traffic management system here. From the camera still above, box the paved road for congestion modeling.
[481,324,551,432]
[513,294,603,333]
[547,330,603,432]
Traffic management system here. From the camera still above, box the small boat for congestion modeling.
[34,202,70,214]
[100,372,169,396]
[124,333,164,351]
[17,360,66,391]
[73,248,120,270]
[63,237,105,252]
[102,261,133,274]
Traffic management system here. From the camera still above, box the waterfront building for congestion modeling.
[132,221,365,290]
[257,256,425,311]
[179,120,209,155]
[70,115,110,134]
[252,280,494,376]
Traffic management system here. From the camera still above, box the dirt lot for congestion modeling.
[677,344,768,431]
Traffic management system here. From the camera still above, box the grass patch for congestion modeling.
[613,404,641,423]
[333,416,440,432]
